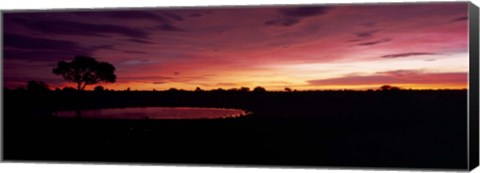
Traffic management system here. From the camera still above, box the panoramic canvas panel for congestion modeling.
[2,1,478,171]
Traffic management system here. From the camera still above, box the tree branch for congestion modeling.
[81,82,88,91]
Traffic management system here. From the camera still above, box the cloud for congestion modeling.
[347,39,364,42]
[73,10,173,25]
[3,33,94,61]
[4,49,89,62]
[93,45,115,50]
[124,38,155,44]
[16,19,149,38]
[3,34,124,62]
[123,50,147,54]
[381,52,436,58]
[189,13,203,17]
[4,33,81,50]
[121,75,173,81]
[197,82,241,87]
[359,22,376,27]
[355,29,382,38]
[216,82,238,86]
[450,16,468,22]
[264,18,300,27]
[160,11,184,21]
[157,24,183,32]
[266,6,332,27]
[152,81,166,85]
[278,6,331,17]
[120,74,216,85]
[357,38,392,46]
[120,59,152,66]
[307,70,467,86]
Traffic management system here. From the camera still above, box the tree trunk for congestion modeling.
[77,82,82,91]
[81,83,88,91]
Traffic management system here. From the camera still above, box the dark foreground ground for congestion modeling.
[3,90,468,170]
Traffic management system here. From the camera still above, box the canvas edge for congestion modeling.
[1,9,4,162]
[469,1,480,171]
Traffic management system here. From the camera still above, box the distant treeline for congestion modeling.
[5,80,466,93]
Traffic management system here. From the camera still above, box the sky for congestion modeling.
[3,2,470,91]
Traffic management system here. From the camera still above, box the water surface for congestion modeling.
[54,107,250,120]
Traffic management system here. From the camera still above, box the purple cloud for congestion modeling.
[381,52,436,58]
[4,34,94,61]
[4,33,80,50]
[15,19,149,38]
[355,29,382,38]
[278,6,331,17]
[157,24,183,32]
[450,16,468,22]
[160,11,184,21]
[124,38,155,44]
[264,18,300,27]
[357,38,392,46]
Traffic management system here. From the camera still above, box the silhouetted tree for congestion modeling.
[379,85,401,91]
[62,87,77,92]
[195,87,203,92]
[390,86,401,91]
[168,88,178,92]
[253,86,266,92]
[239,87,250,92]
[94,86,105,92]
[228,88,239,92]
[284,87,292,92]
[52,56,116,91]
[15,87,26,92]
[211,88,226,92]
[26,80,50,93]
[380,85,392,91]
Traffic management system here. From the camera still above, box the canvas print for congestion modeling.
[2,1,478,171]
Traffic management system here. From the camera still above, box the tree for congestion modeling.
[94,86,105,92]
[52,56,116,91]
[62,87,77,92]
[253,86,266,92]
[26,80,50,93]
[168,88,178,92]
[379,85,392,91]
[379,85,401,91]
[239,87,250,92]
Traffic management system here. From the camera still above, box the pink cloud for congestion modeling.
[307,70,467,86]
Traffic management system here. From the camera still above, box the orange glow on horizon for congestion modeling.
[50,82,467,91]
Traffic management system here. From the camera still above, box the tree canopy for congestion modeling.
[53,56,116,91]
[253,86,267,92]
[26,80,50,93]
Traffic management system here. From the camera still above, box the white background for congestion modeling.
[0,0,479,173]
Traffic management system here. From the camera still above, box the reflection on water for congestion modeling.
[54,107,250,120]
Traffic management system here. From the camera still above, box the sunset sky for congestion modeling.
[3,2,470,91]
